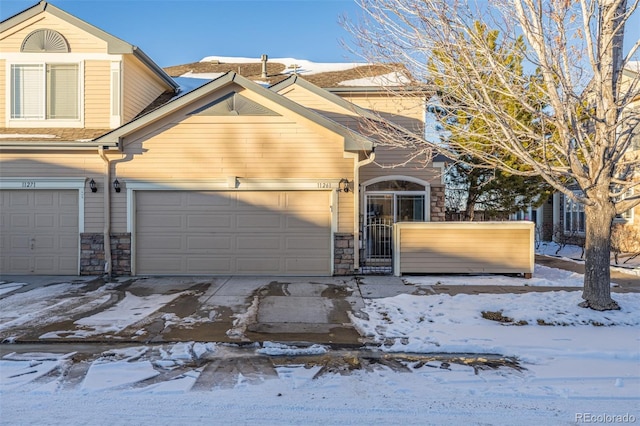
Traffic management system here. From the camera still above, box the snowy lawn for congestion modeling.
[1,260,639,425]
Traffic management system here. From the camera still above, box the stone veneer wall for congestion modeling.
[430,186,445,221]
[80,233,131,276]
[334,233,355,275]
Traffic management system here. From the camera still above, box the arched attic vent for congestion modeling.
[21,29,70,53]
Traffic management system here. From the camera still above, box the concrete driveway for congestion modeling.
[1,256,637,346]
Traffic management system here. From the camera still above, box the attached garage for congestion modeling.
[135,190,332,275]
[0,190,79,275]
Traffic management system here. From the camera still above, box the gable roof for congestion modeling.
[164,58,413,90]
[0,1,178,91]
[271,75,429,149]
[94,72,374,152]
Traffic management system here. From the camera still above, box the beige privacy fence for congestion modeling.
[393,221,535,277]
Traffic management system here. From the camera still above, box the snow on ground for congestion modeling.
[1,261,639,425]
[405,263,586,287]
[538,241,640,275]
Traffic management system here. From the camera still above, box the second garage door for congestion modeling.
[0,189,79,275]
[135,190,332,275]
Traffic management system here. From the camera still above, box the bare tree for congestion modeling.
[344,0,640,310]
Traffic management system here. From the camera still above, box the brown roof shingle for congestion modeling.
[163,61,413,87]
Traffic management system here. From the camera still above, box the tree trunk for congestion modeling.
[464,201,475,221]
[580,202,620,311]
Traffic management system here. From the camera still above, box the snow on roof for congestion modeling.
[199,55,365,76]
[338,71,410,86]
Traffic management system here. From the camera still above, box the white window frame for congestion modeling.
[6,60,84,128]
[563,193,585,234]
[614,188,635,224]
[110,61,122,128]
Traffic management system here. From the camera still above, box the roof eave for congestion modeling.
[0,141,118,151]
[132,47,180,91]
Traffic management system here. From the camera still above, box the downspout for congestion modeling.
[98,147,112,279]
[353,149,376,271]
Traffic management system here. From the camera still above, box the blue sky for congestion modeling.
[1,1,638,68]
[0,0,365,67]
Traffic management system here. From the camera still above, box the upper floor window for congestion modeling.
[10,63,79,120]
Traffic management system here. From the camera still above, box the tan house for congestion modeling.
[0,1,446,276]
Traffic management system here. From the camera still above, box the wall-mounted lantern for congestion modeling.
[89,179,97,193]
[338,178,352,193]
[113,179,121,193]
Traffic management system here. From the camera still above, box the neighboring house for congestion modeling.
[0,1,444,276]
[515,64,640,243]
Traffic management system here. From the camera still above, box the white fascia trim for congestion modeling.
[0,177,87,189]
[1,52,122,61]
[432,162,446,185]
[361,175,432,188]
[0,177,87,232]
[125,178,347,191]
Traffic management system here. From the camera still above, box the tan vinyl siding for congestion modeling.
[84,60,111,128]
[122,56,167,122]
[279,85,441,187]
[337,93,425,133]
[394,222,534,275]
[0,152,105,232]
[360,146,442,186]
[0,13,108,53]
[0,60,5,124]
[279,86,364,129]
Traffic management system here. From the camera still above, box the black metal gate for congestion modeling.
[361,217,393,274]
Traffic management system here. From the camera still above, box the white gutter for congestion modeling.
[353,149,376,271]
[98,147,112,278]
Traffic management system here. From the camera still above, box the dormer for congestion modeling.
[0,1,178,130]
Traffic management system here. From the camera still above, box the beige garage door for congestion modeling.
[135,191,331,275]
[0,190,79,275]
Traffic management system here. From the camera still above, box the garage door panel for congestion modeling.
[286,257,330,273]
[137,257,184,273]
[236,214,281,228]
[285,214,329,229]
[138,191,184,207]
[143,215,183,228]
[34,192,56,207]
[10,214,30,228]
[187,192,233,207]
[187,235,232,250]
[35,214,56,228]
[138,235,184,250]
[1,190,78,275]
[187,215,231,228]
[286,236,329,250]
[187,258,232,273]
[236,236,282,250]
[235,257,283,274]
[136,191,330,275]
[60,214,78,228]
[237,192,281,208]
